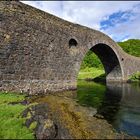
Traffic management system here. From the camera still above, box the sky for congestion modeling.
[21,1,140,42]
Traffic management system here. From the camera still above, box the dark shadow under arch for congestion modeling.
[90,43,122,81]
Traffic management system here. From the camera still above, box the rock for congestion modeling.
[20,99,30,105]
[25,117,34,128]
[22,103,58,139]
[8,101,19,105]
[35,119,57,139]
[21,108,31,118]
[94,114,104,119]
[22,103,74,139]
[8,99,30,106]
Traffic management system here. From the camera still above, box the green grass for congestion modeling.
[0,92,25,104]
[0,92,35,139]
[78,67,104,80]
[129,72,140,82]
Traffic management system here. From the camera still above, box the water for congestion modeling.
[77,80,140,137]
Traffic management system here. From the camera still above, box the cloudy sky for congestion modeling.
[21,1,140,42]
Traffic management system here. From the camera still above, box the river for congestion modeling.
[77,80,140,137]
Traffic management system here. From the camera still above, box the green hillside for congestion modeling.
[118,39,140,57]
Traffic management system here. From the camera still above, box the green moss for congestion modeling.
[29,121,37,130]
[26,111,32,119]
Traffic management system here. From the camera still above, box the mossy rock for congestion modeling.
[29,121,37,130]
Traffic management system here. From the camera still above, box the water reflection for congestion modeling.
[106,82,140,137]
[77,80,140,137]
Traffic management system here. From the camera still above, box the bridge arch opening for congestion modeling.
[78,43,123,82]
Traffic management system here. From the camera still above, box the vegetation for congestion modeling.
[35,94,116,139]
[0,92,34,139]
[80,51,103,70]
[79,39,140,80]
[129,72,140,82]
[118,39,140,57]
[78,67,104,80]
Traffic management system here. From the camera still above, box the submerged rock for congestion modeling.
[22,103,72,139]
[9,99,30,105]
[93,114,104,119]
[22,103,57,139]
[21,94,139,139]
[35,119,57,139]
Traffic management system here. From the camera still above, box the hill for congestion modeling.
[118,39,140,57]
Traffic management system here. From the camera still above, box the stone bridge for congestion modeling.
[0,1,140,94]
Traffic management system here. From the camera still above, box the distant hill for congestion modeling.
[80,39,140,70]
[118,39,140,57]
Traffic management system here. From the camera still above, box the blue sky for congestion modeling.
[21,1,140,42]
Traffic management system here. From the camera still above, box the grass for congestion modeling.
[0,92,35,139]
[78,67,104,80]
[129,72,140,82]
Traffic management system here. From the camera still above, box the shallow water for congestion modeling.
[77,80,140,137]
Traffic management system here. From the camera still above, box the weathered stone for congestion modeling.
[35,119,57,139]
[25,117,34,128]
[22,103,72,139]
[0,1,140,94]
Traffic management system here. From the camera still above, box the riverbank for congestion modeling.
[29,93,116,139]
[78,67,104,80]
[79,67,140,83]
[128,72,140,82]
[25,92,139,139]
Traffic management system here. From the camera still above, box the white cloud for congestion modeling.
[101,4,140,41]
[20,1,140,41]
[21,1,64,17]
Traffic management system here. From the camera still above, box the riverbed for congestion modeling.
[77,80,140,138]
[27,80,140,139]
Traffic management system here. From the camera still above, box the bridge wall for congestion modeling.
[0,1,140,94]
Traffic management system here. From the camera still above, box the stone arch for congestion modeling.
[78,42,123,82]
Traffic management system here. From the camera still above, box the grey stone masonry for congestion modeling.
[0,1,140,94]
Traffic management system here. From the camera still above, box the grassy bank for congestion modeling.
[0,92,34,139]
[78,67,104,80]
[129,72,140,82]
